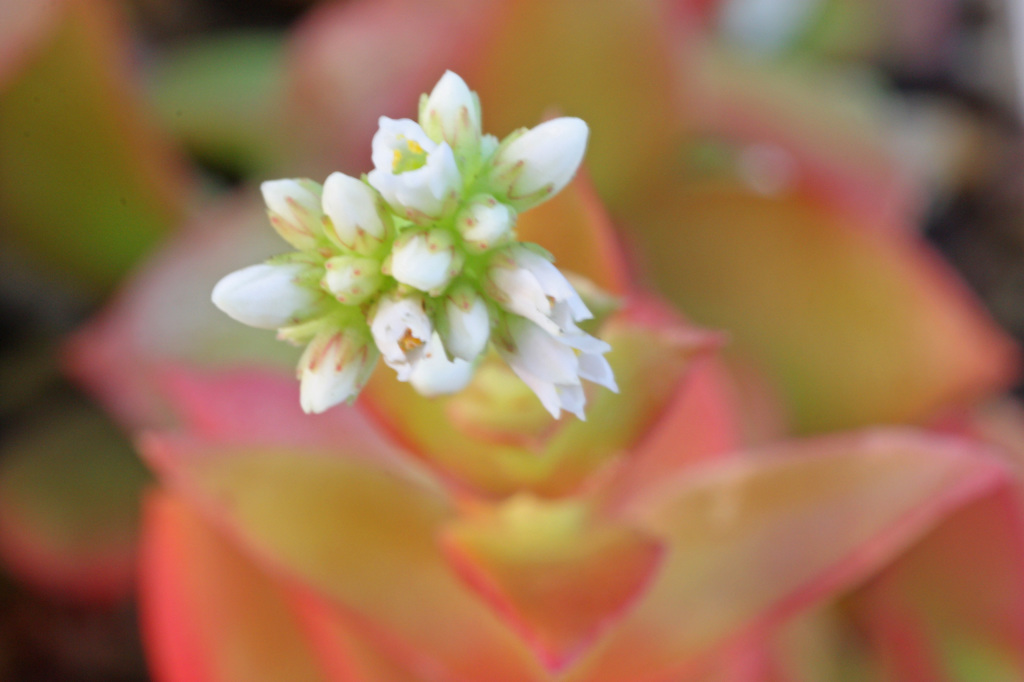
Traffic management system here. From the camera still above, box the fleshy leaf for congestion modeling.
[462,0,683,207]
[362,299,721,498]
[564,430,1010,681]
[441,496,665,671]
[0,0,189,291]
[848,484,1024,681]
[627,177,1019,433]
[139,491,328,682]
[603,346,740,508]
[142,434,546,681]
[684,51,919,232]
[148,31,288,176]
[290,592,426,682]
[65,191,296,429]
[0,400,148,603]
[286,0,486,175]
[0,0,60,88]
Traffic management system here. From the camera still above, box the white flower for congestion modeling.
[485,246,592,340]
[419,70,481,159]
[321,172,391,253]
[389,229,460,294]
[409,333,475,397]
[370,292,433,381]
[367,117,461,222]
[213,71,614,417]
[261,179,324,250]
[489,117,588,211]
[455,195,515,252]
[211,263,322,330]
[323,255,383,305]
[437,284,490,362]
[298,327,379,414]
[497,317,616,420]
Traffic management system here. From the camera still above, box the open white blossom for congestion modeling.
[212,71,614,417]
[367,117,461,222]
[370,292,432,381]
[409,332,475,397]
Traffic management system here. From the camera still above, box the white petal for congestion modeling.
[512,247,591,321]
[488,266,551,320]
[506,318,580,386]
[444,293,490,361]
[322,256,382,305]
[322,172,388,246]
[456,195,515,251]
[298,330,378,414]
[555,383,587,421]
[391,231,455,292]
[508,364,562,419]
[261,179,321,225]
[212,263,319,330]
[367,117,461,220]
[370,117,436,164]
[492,117,588,210]
[409,333,474,397]
[420,71,481,150]
[578,352,618,392]
[370,294,432,381]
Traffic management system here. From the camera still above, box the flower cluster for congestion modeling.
[212,72,616,416]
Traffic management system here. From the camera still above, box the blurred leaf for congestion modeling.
[0,0,190,292]
[148,31,288,177]
[630,178,1018,433]
[0,398,149,603]
[462,0,684,208]
[286,0,488,175]
[441,497,664,671]
[0,0,60,89]
[142,433,547,681]
[65,191,294,429]
[140,491,329,682]
[849,485,1024,681]
[566,430,1009,681]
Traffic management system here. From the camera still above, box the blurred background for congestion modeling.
[2,0,1024,679]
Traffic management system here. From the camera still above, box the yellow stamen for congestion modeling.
[399,330,424,352]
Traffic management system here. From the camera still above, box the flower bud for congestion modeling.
[212,263,322,330]
[489,117,588,211]
[298,326,379,414]
[408,333,474,397]
[370,292,433,381]
[454,195,515,252]
[322,255,383,305]
[261,179,324,250]
[321,172,391,254]
[436,284,490,362]
[390,229,462,294]
[419,70,482,162]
